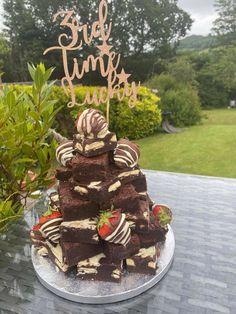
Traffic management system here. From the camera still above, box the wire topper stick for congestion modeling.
[44,0,140,124]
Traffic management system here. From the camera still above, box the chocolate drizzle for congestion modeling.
[56,141,74,166]
[114,139,140,168]
[77,109,108,138]
[39,217,63,245]
[105,213,131,246]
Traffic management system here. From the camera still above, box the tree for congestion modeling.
[3,0,192,82]
[0,34,10,81]
[189,46,236,107]
[212,0,236,44]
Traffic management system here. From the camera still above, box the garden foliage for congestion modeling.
[146,59,202,127]
[0,64,59,231]
[11,85,162,140]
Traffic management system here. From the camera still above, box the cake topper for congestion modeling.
[44,0,140,124]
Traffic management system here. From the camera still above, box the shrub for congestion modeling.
[162,87,202,127]
[0,64,59,231]
[110,87,162,139]
[12,85,162,140]
[146,73,202,127]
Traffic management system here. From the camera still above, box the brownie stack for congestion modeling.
[31,108,171,283]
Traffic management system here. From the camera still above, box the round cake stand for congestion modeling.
[31,226,175,304]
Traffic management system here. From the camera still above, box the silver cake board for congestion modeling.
[31,226,175,304]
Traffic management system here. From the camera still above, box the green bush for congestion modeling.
[110,87,162,139]
[0,64,59,231]
[12,85,162,140]
[146,73,202,127]
[162,87,202,127]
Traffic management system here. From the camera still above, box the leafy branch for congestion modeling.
[0,63,61,231]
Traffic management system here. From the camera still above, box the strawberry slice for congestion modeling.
[39,208,62,225]
[152,204,172,227]
[97,210,121,239]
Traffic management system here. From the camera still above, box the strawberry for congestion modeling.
[152,204,172,227]
[33,223,41,231]
[97,209,122,239]
[39,208,62,225]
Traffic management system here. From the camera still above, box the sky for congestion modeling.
[0,0,217,36]
[178,0,218,35]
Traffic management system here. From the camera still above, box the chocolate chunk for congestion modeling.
[60,219,99,244]
[103,234,140,262]
[126,245,159,275]
[59,181,100,221]
[61,241,103,267]
[77,253,123,283]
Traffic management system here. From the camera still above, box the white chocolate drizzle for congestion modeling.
[39,217,63,245]
[56,141,74,166]
[61,218,98,230]
[105,214,131,246]
[114,140,140,168]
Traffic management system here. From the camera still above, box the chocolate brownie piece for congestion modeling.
[61,241,103,267]
[30,229,44,248]
[60,219,99,244]
[126,245,158,275]
[126,200,150,233]
[103,234,140,262]
[73,176,122,203]
[56,167,72,181]
[70,152,110,182]
[74,132,117,157]
[113,167,143,185]
[138,223,168,248]
[44,241,69,273]
[77,253,123,283]
[131,172,147,193]
[59,181,100,221]
[102,184,146,213]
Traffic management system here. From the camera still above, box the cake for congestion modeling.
[30,108,173,282]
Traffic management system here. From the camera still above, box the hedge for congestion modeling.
[10,85,162,140]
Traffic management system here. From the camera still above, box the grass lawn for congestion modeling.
[137,109,236,178]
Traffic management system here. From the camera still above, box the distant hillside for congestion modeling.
[178,35,218,51]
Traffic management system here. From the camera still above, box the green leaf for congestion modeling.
[14,158,36,164]
[28,111,40,121]
[28,63,35,80]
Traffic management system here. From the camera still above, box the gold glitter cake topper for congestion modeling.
[44,0,140,122]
